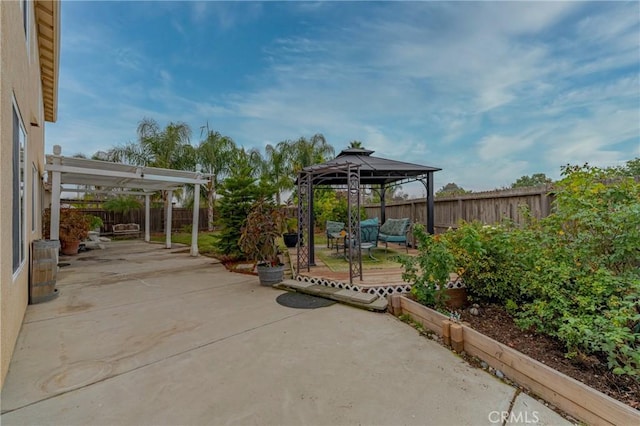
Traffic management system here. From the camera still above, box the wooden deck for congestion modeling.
[286,243,419,296]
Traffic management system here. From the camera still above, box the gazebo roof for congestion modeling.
[301,148,441,186]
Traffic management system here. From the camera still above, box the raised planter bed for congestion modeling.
[390,294,640,426]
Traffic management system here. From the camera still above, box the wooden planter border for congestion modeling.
[391,295,639,426]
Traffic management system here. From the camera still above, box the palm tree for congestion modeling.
[109,117,195,169]
[197,129,237,231]
[265,141,293,205]
[108,117,196,208]
[290,133,335,172]
[348,140,363,149]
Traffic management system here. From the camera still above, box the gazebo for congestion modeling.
[296,148,441,283]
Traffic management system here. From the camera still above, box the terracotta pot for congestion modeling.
[60,240,81,255]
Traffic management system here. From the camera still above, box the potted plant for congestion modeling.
[43,208,91,255]
[282,217,301,248]
[87,215,104,233]
[239,198,286,286]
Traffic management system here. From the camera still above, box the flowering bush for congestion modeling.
[403,163,640,376]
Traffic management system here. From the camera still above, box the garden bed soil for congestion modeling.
[459,304,639,410]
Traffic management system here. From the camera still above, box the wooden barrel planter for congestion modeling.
[30,240,61,304]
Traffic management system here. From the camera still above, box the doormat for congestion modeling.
[276,292,336,309]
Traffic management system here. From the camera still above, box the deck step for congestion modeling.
[276,279,388,312]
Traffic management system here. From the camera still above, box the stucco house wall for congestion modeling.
[1,0,59,388]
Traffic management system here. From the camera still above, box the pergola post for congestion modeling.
[49,145,62,241]
[191,166,201,257]
[144,194,151,242]
[165,190,173,249]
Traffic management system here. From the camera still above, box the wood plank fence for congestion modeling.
[77,208,210,235]
[363,185,554,234]
[73,185,554,236]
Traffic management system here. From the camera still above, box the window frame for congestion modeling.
[32,164,39,233]
[12,97,28,277]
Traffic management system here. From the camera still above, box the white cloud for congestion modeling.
[48,1,639,193]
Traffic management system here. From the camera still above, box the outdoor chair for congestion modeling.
[326,220,345,249]
[377,218,411,253]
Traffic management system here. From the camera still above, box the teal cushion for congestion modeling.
[360,218,379,227]
[380,218,409,236]
[326,221,345,234]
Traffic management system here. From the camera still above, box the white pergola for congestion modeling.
[44,145,210,256]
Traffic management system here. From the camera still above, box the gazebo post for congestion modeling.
[380,183,386,225]
[427,172,435,235]
[422,172,435,234]
[296,170,312,274]
[309,189,315,266]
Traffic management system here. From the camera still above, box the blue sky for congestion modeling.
[48,1,640,195]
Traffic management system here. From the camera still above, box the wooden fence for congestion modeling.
[363,185,554,234]
[73,185,554,236]
[77,208,210,235]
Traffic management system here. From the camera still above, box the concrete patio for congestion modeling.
[1,241,571,425]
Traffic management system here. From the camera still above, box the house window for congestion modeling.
[13,104,27,274]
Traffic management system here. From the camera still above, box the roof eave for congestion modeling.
[35,0,60,123]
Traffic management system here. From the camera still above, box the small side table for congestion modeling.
[343,241,378,261]
[329,232,347,253]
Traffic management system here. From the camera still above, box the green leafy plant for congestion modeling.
[398,224,454,309]
[103,196,142,214]
[87,215,104,230]
[214,154,270,259]
[515,164,640,376]
[285,217,298,234]
[400,163,640,376]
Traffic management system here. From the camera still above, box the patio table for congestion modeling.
[343,239,378,261]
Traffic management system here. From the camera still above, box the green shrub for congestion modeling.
[103,196,142,213]
[401,164,640,376]
[398,224,454,309]
[215,157,273,260]
[516,165,640,376]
